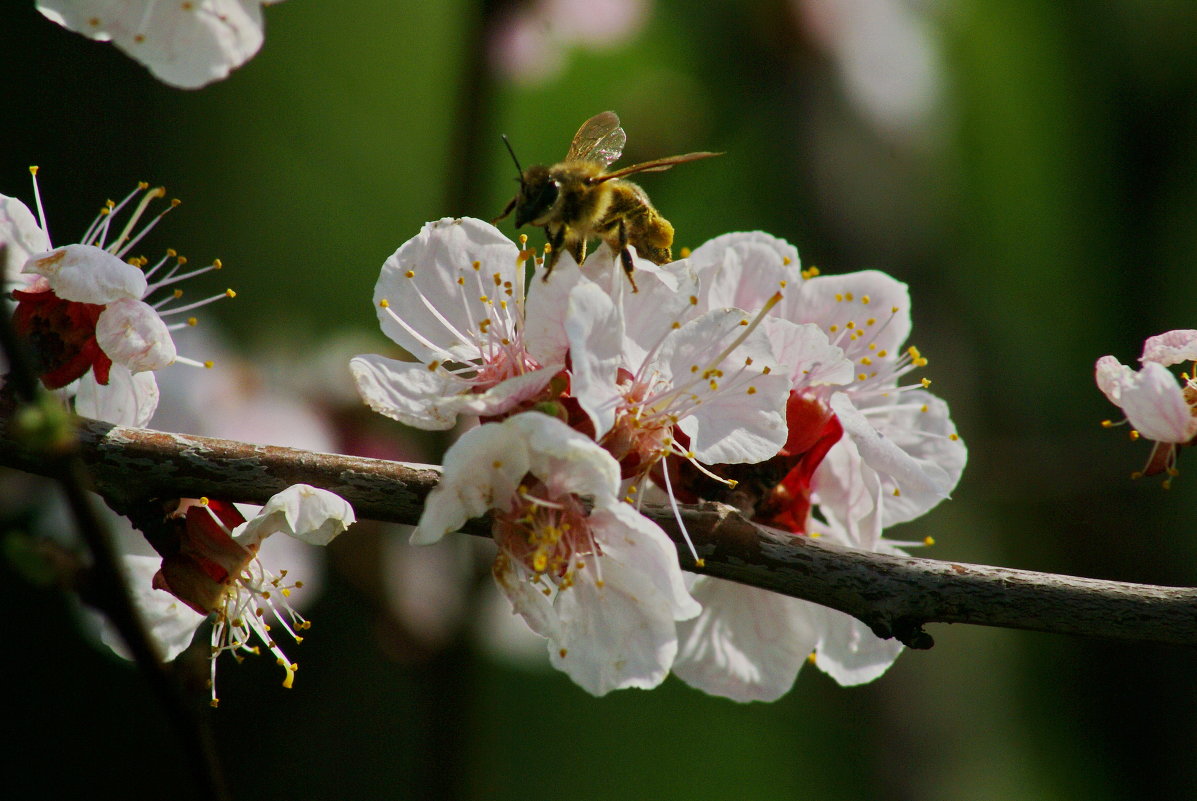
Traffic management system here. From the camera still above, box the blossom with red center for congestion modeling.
[100,485,355,706]
[414,412,699,695]
[1097,329,1197,485]
[655,231,965,700]
[3,170,232,426]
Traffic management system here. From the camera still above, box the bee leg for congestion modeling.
[542,224,566,283]
[615,219,639,293]
[491,195,517,225]
[569,238,588,267]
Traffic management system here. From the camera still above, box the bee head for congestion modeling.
[515,165,559,228]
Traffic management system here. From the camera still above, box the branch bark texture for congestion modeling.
[4,419,1196,649]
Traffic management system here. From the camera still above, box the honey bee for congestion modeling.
[493,111,720,292]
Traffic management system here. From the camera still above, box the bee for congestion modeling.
[493,111,720,292]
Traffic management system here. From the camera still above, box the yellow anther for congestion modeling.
[861,295,871,304]
[405,270,415,278]
[1130,429,1141,440]
[203,360,214,368]
[949,433,959,441]
[427,360,440,371]
[225,288,236,298]
[920,377,932,388]
[679,247,692,258]
[861,357,872,366]
[1100,419,1114,428]
[29,165,39,175]
[694,558,705,568]
[186,317,197,326]
[213,258,222,269]
[829,324,839,333]
[893,488,901,497]
[858,373,868,381]
[835,293,844,302]
[747,386,757,395]
[472,260,481,270]
[923,536,935,546]
[807,652,817,665]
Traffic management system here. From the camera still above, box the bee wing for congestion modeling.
[590,151,723,182]
[566,111,626,166]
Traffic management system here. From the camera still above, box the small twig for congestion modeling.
[2,418,1195,649]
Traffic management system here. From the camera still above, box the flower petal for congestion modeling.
[92,554,206,662]
[673,576,821,702]
[95,297,177,371]
[74,364,159,426]
[373,218,520,364]
[1140,329,1197,367]
[0,193,49,281]
[564,280,624,438]
[590,503,700,620]
[546,555,680,694]
[786,270,912,363]
[23,244,146,303]
[236,484,355,548]
[666,309,790,464]
[686,231,801,314]
[349,353,558,431]
[813,608,904,686]
[37,0,274,89]
[829,391,953,513]
[1116,361,1197,443]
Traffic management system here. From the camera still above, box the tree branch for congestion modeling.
[3,418,1196,649]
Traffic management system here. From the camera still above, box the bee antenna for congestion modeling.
[501,134,525,182]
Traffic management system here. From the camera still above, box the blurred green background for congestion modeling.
[4,0,1197,798]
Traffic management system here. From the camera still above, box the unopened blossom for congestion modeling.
[3,171,231,426]
[37,0,287,89]
[101,485,355,706]
[414,412,699,695]
[352,217,579,431]
[1097,329,1197,482]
